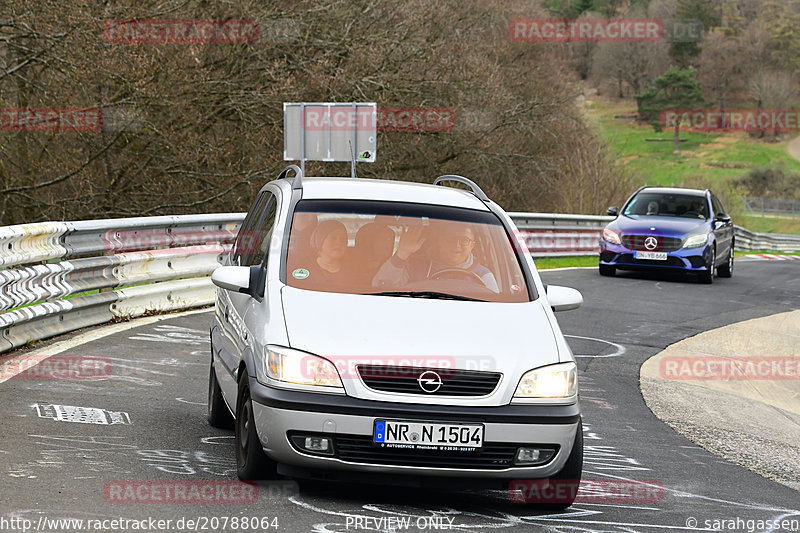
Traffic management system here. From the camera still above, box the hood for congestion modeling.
[611,215,708,237]
[280,286,562,403]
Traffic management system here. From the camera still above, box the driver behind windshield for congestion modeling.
[371,219,499,292]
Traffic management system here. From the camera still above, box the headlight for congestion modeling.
[602,228,621,245]
[265,346,343,388]
[683,233,708,248]
[514,362,577,399]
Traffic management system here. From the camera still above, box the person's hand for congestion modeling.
[396,226,426,260]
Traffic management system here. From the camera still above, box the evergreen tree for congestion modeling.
[635,67,707,153]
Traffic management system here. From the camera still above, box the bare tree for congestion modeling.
[698,29,742,124]
[568,11,601,81]
[0,0,626,223]
[748,69,799,137]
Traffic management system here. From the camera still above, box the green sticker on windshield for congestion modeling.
[292,268,310,280]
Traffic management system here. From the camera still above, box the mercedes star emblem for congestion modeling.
[644,236,658,250]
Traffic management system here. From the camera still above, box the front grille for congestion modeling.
[357,365,501,396]
[622,235,682,252]
[334,434,549,469]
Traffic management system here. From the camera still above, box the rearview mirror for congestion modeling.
[715,213,731,223]
[546,285,583,312]
[606,206,619,216]
[211,266,263,298]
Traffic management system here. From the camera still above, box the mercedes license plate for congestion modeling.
[634,251,667,260]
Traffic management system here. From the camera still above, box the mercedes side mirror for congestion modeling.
[607,206,619,216]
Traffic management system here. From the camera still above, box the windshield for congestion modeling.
[285,200,530,303]
[624,192,709,219]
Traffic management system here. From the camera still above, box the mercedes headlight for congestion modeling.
[265,346,343,388]
[514,362,577,399]
[602,228,621,245]
[683,233,708,248]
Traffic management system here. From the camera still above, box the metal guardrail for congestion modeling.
[744,197,800,218]
[0,214,243,354]
[1,211,798,354]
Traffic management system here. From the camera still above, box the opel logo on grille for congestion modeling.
[417,371,443,393]
[644,236,658,250]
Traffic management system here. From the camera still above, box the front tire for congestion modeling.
[235,375,277,480]
[717,243,733,278]
[599,264,616,277]
[699,246,715,284]
[520,419,584,511]
[207,360,234,428]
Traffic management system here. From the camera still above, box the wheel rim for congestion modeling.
[239,399,250,453]
[729,251,733,272]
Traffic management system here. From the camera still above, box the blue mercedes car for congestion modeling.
[599,187,734,283]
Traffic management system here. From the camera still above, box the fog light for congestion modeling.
[304,437,330,452]
[515,447,556,465]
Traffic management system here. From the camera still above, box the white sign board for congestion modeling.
[284,103,376,164]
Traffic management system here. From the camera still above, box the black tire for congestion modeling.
[207,360,234,429]
[718,243,733,278]
[699,246,715,284]
[521,419,584,511]
[235,375,277,480]
[598,264,616,277]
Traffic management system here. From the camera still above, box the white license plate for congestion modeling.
[374,420,484,450]
[634,251,667,260]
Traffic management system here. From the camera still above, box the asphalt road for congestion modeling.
[1,260,798,533]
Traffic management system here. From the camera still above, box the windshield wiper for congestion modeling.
[368,291,485,302]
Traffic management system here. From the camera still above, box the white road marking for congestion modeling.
[0,308,210,384]
[565,334,627,358]
[34,403,131,425]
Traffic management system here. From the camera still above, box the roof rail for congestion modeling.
[277,164,304,190]
[433,175,489,202]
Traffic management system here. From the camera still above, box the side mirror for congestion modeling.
[546,285,583,312]
[715,213,731,223]
[606,206,619,216]
[211,265,264,298]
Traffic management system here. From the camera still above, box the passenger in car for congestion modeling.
[372,220,499,292]
[646,201,659,215]
[287,212,319,270]
[690,200,707,219]
[307,219,351,285]
[348,222,396,286]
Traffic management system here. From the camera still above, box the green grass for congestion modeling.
[737,215,800,235]
[533,256,598,269]
[585,98,800,187]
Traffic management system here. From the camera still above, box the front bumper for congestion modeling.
[599,240,712,271]
[249,378,580,484]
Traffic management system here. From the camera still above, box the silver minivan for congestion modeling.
[208,167,584,508]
